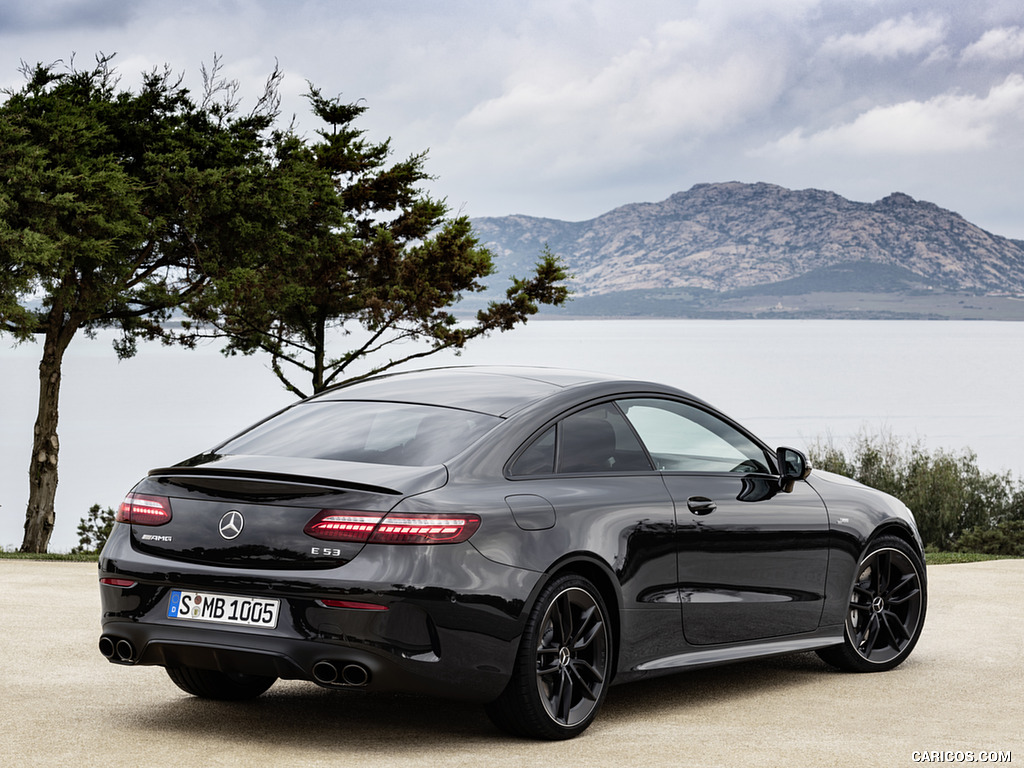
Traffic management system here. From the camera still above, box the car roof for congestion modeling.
[310,366,639,416]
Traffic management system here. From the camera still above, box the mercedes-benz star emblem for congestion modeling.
[218,510,244,540]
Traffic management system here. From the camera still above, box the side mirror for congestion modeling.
[776,447,812,492]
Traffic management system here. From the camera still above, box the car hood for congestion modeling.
[807,468,868,490]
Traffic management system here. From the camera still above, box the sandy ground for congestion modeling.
[0,559,1019,768]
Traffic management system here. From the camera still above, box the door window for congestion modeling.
[510,402,653,476]
[618,398,771,474]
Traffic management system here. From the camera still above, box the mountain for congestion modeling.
[471,182,1024,319]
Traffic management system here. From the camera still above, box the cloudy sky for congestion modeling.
[2,0,1024,237]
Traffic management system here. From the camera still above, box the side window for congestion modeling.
[509,403,653,476]
[557,403,651,473]
[510,425,556,476]
[618,398,771,474]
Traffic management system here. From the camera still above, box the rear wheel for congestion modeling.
[485,573,612,740]
[817,535,926,672]
[166,666,276,700]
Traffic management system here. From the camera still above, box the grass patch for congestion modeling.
[0,550,98,562]
[925,551,1014,565]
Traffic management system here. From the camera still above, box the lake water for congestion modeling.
[2,319,1023,551]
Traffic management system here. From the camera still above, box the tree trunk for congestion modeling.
[312,317,327,394]
[20,317,76,553]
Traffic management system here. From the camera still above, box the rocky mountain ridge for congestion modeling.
[471,183,1024,317]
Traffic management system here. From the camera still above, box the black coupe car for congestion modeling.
[98,366,927,739]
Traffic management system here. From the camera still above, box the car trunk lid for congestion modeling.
[125,456,447,569]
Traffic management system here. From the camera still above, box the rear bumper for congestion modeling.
[98,527,540,702]
[97,619,517,700]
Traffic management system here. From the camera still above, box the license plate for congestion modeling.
[167,590,280,629]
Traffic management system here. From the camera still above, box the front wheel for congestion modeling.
[166,666,276,700]
[485,573,613,740]
[817,535,926,672]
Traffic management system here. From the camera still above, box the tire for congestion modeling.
[485,573,613,740]
[166,666,276,700]
[817,535,927,673]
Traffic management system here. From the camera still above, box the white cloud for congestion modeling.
[962,26,1024,62]
[819,14,946,60]
[5,0,1024,234]
[755,74,1024,156]
[452,18,788,177]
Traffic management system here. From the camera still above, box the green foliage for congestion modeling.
[0,548,98,562]
[809,430,1024,551]
[2,54,568,551]
[72,504,116,554]
[185,90,570,397]
[924,551,1014,565]
[1,53,285,553]
[0,54,281,347]
[956,520,1024,557]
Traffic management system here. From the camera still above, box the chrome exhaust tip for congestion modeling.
[98,636,116,659]
[312,661,371,687]
[340,663,370,687]
[115,638,136,663]
[312,660,339,684]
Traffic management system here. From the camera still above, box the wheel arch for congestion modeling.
[865,520,926,564]
[533,553,624,679]
[817,526,928,672]
[860,523,929,606]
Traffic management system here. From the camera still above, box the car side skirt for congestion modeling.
[622,625,845,679]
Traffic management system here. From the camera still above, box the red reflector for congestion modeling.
[117,493,172,526]
[100,578,137,588]
[319,599,389,611]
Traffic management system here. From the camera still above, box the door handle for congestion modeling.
[687,496,717,515]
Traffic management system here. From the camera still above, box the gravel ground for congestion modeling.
[0,559,1020,768]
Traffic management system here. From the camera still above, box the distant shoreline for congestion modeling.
[513,290,1024,321]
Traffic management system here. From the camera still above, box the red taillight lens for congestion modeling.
[117,493,172,526]
[304,511,384,542]
[304,510,480,544]
[370,514,481,544]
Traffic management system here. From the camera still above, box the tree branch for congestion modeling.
[271,352,308,399]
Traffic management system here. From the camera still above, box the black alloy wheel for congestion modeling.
[485,574,612,740]
[818,535,926,673]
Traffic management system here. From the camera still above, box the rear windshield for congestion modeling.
[218,401,501,467]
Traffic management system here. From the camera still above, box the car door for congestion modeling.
[618,398,830,646]
[505,401,685,670]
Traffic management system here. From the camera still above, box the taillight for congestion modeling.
[304,512,384,542]
[117,493,172,526]
[304,510,480,544]
[370,514,481,544]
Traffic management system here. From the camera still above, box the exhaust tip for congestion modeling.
[115,638,136,663]
[98,636,116,660]
[312,661,371,687]
[340,664,370,687]
[312,661,339,685]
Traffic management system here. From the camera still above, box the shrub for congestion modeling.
[956,520,1024,557]
[808,429,1023,551]
[73,504,117,555]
